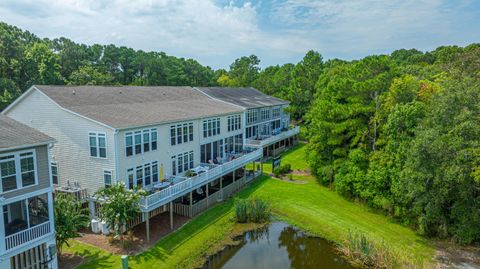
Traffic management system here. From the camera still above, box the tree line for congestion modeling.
[1,21,479,243]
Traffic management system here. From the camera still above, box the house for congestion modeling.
[2,85,298,242]
[196,87,300,156]
[0,115,57,269]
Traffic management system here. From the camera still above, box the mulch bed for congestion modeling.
[76,212,190,255]
[58,253,84,269]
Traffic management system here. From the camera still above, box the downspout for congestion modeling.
[113,129,120,185]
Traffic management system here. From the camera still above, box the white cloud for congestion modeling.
[0,0,478,68]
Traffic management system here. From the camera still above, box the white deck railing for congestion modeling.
[5,222,51,250]
[245,126,300,148]
[140,148,263,211]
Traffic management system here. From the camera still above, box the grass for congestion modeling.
[65,143,435,268]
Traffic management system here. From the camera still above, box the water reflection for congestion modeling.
[202,222,355,269]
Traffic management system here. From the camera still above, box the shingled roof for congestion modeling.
[0,115,54,151]
[33,85,244,129]
[195,87,289,108]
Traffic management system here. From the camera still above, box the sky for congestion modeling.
[0,0,479,69]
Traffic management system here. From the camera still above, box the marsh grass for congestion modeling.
[234,197,271,223]
[340,231,413,269]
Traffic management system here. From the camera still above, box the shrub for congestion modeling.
[54,193,89,255]
[340,230,404,268]
[234,197,271,223]
[273,163,292,177]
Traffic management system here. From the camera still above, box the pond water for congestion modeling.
[202,222,356,269]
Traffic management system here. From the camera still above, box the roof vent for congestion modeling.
[119,90,122,94]
[72,90,76,95]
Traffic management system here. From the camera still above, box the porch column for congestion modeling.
[206,183,210,208]
[189,191,193,218]
[170,202,174,230]
[48,192,55,234]
[144,212,150,243]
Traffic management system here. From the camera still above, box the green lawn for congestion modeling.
[65,143,435,268]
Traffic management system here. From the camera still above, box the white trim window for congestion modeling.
[51,162,58,185]
[125,128,157,157]
[227,114,241,132]
[247,109,258,124]
[261,108,271,121]
[170,123,193,146]
[203,118,220,138]
[0,150,38,193]
[171,151,194,175]
[103,170,112,188]
[272,107,281,118]
[89,132,107,158]
[126,161,159,189]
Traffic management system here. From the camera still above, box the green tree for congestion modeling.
[287,50,324,120]
[228,55,260,87]
[54,193,89,255]
[68,65,114,85]
[24,42,64,85]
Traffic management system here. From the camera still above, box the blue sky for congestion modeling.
[0,0,479,69]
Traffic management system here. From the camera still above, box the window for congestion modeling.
[171,151,194,175]
[151,129,158,150]
[125,133,133,156]
[183,152,189,172]
[144,164,151,186]
[246,126,258,139]
[125,129,158,156]
[134,131,142,154]
[178,155,183,174]
[127,169,134,189]
[136,166,143,188]
[203,118,220,138]
[170,126,176,146]
[228,114,241,132]
[261,108,271,121]
[170,123,193,146]
[51,162,58,185]
[1,155,16,192]
[177,124,183,144]
[89,132,106,158]
[272,107,281,118]
[20,152,35,187]
[152,162,159,183]
[104,170,112,187]
[143,130,150,152]
[1,150,38,193]
[189,123,194,141]
[247,110,258,124]
[189,152,194,169]
[201,140,223,163]
[225,134,243,154]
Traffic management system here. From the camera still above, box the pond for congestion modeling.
[202,222,356,269]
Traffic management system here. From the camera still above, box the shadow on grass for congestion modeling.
[73,248,117,269]
[130,175,270,265]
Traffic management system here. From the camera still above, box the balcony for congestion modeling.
[245,126,300,148]
[5,222,51,251]
[140,148,263,211]
[3,193,52,251]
